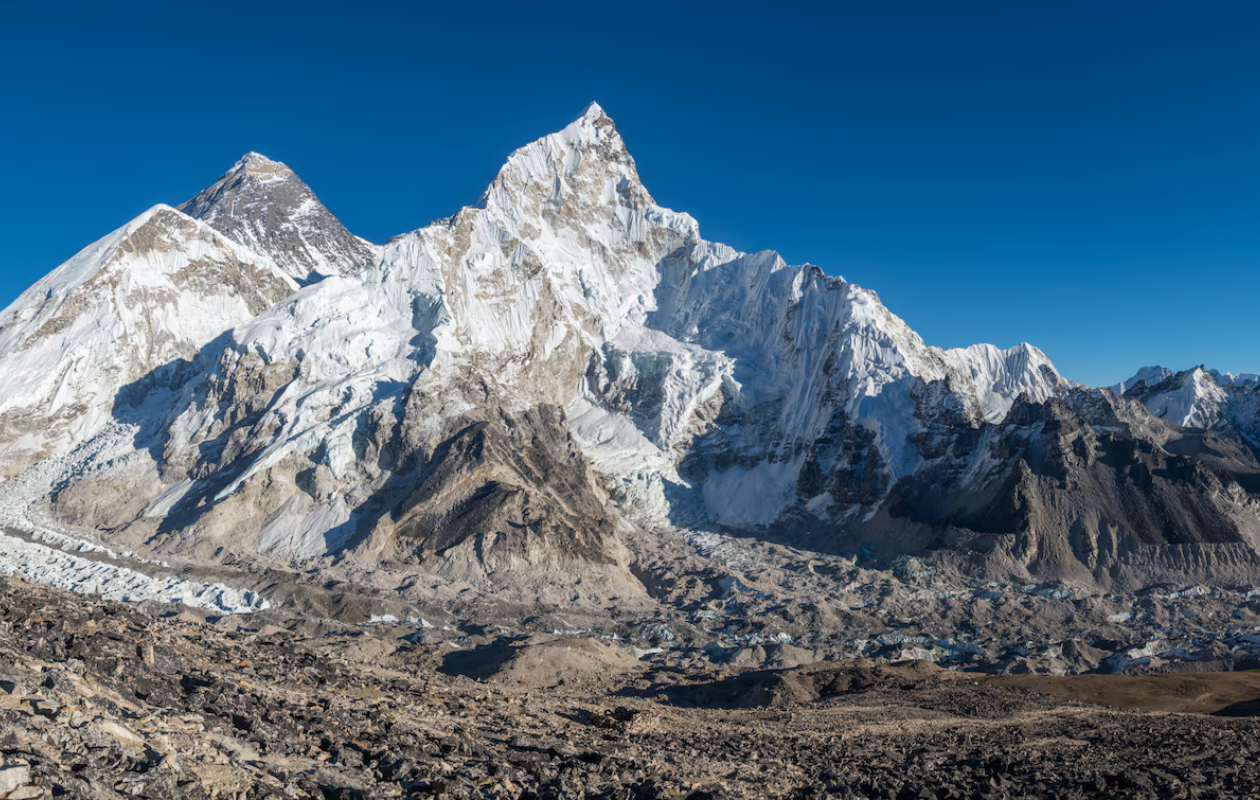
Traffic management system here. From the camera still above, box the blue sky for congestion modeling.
[2,1,1257,387]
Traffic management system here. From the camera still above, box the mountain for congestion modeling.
[1118,365,1260,456]
[1110,365,1174,396]
[1,103,1258,603]
[0,205,296,478]
[876,385,1260,588]
[1212,369,1260,389]
[179,152,379,284]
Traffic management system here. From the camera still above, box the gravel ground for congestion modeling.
[0,578,1258,799]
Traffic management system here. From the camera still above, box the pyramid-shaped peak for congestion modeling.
[564,101,618,140]
[578,101,608,122]
[180,150,376,284]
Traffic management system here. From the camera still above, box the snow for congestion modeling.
[941,342,1063,422]
[1210,369,1260,389]
[0,530,267,613]
[256,496,355,559]
[702,457,806,527]
[1139,367,1227,428]
[1110,365,1260,451]
[0,423,269,613]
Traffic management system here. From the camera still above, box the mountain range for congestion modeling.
[1,103,1258,606]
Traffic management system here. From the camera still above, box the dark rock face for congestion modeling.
[380,404,623,567]
[180,152,377,284]
[875,390,1260,589]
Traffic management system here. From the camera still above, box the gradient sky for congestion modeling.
[2,1,1257,387]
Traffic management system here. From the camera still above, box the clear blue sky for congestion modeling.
[2,1,1257,387]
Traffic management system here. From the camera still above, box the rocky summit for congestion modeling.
[0,104,1259,798]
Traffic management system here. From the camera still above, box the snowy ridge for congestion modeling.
[941,342,1065,422]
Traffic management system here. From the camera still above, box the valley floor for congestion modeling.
[0,578,1257,799]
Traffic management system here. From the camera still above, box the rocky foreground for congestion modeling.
[0,579,1256,799]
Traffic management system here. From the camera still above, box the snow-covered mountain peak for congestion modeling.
[237,150,278,165]
[1109,365,1260,456]
[2,104,1258,600]
[480,102,655,212]
[578,100,608,120]
[1210,368,1260,389]
[1111,365,1174,396]
[179,152,379,284]
[1128,366,1226,428]
[940,341,1067,422]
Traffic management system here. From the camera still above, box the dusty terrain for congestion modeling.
[0,578,1258,799]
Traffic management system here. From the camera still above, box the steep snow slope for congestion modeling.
[941,342,1065,421]
[1136,367,1228,428]
[0,205,297,477]
[180,152,380,284]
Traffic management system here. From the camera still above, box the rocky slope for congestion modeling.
[179,152,379,284]
[2,576,1260,799]
[0,104,1257,609]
